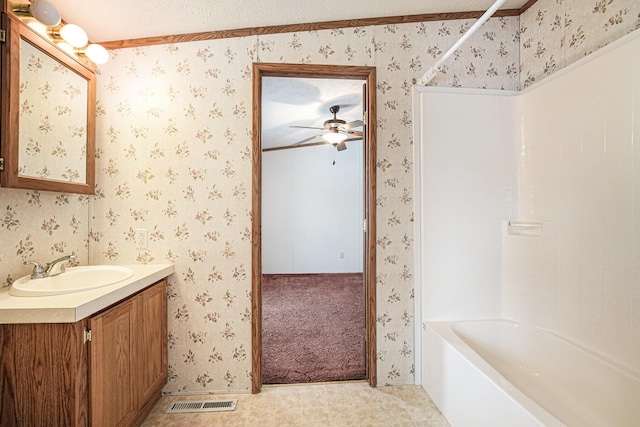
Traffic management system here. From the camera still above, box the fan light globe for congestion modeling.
[30,0,61,26]
[323,131,348,145]
[85,44,109,64]
[60,24,88,48]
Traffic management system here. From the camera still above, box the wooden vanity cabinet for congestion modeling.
[89,280,167,427]
[0,279,167,427]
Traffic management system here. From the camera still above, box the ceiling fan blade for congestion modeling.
[290,125,324,130]
[292,133,325,145]
[341,120,363,129]
[345,130,363,137]
[262,141,328,152]
[263,137,362,152]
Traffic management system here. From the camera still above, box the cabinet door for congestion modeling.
[89,298,137,427]
[0,321,88,427]
[137,280,167,406]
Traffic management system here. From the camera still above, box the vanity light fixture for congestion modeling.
[13,1,110,65]
[13,0,61,26]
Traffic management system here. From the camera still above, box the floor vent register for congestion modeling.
[166,399,238,413]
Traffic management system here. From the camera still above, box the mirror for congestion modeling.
[1,13,96,194]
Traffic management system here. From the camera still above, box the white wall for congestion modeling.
[262,141,364,274]
[415,88,520,321]
[416,32,640,371]
[504,32,640,370]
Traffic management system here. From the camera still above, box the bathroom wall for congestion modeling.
[91,17,520,392]
[520,0,640,88]
[504,32,640,370]
[262,143,364,274]
[416,89,519,321]
[514,0,640,371]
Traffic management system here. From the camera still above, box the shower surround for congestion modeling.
[415,23,640,426]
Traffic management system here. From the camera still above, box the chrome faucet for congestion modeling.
[24,261,47,279]
[46,254,76,276]
[24,254,76,279]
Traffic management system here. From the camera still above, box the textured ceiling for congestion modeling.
[50,0,529,43]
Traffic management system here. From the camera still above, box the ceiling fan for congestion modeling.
[264,105,363,152]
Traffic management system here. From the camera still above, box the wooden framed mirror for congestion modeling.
[1,12,96,194]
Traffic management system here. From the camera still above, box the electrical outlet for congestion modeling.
[340,251,345,259]
[135,228,148,249]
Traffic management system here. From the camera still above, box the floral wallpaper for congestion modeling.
[520,0,640,87]
[89,16,520,394]
[19,40,88,182]
[2,0,638,394]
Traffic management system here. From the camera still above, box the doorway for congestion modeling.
[251,63,377,393]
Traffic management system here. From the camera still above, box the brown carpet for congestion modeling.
[262,273,366,384]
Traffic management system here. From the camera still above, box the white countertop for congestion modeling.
[0,264,174,324]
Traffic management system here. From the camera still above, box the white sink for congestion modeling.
[9,266,134,297]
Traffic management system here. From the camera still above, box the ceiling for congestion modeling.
[50,0,530,43]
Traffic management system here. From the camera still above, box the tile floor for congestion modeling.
[141,381,451,426]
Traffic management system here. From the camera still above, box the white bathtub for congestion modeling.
[421,319,640,427]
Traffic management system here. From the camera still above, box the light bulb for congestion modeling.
[323,131,348,144]
[29,0,61,26]
[60,24,88,48]
[85,44,109,64]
